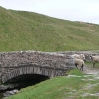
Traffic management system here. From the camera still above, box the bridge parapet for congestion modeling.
[1,51,74,66]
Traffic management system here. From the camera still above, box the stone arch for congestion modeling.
[1,66,64,83]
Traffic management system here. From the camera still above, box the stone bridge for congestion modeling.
[0,51,75,84]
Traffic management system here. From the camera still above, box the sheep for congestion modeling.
[80,54,86,61]
[89,55,99,67]
[74,58,85,71]
[71,54,85,61]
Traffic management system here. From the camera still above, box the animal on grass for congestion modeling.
[71,54,85,61]
[74,58,85,71]
[89,55,99,67]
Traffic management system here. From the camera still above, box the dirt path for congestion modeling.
[82,65,99,75]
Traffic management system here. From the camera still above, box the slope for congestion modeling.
[0,6,99,52]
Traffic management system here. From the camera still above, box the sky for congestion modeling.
[1,0,99,24]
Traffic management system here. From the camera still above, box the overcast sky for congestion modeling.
[1,0,99,24]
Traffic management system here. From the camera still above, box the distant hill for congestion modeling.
[0,6,99,52]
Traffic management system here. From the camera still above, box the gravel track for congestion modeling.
[82,65,99,75]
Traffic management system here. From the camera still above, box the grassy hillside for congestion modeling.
[7,69,99,99]
[0,6,99,52]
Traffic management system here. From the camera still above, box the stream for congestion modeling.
[0,74,49,99]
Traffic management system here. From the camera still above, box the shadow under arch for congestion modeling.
[1,65,62,83]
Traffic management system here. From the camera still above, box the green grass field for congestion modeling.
[0,6,99,52]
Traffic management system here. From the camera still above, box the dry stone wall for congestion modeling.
[0,51,74,67]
